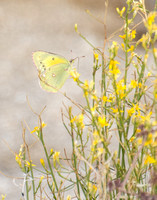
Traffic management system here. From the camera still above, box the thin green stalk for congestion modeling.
[39,129,58,200]
[23,149,29,200]
[69,110,81,199]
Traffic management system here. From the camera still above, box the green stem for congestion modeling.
[40,129,58,199]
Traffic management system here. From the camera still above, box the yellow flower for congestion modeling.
[70,114,85,129]
[153,48,157,57]
[130,80,138,88]
[77,114,85,129]
[31,122,47,134]
[40,158,45,167]
[127,107,135,117]
[88,182,97,195]
[53,151,60,163]
[140,111,152,123]
[138,82,142,88]
[94,52,99,61]
[70,69,80,82]
[129,136,135,142]
[102,96,112,103]
[25,160,36,167]
[97,147,104,156]
[91,104,97,115]
[127,45,134,52]
[74,24,78,31]
[121,43,125,50]
[119,34,126,40]
[92,139,99,146]
[130,30,136,39]
[144,155,157,165]
[82,80,94,91]
[83,80,89,90]
[116,7,125,17]
[70,116,77,123]
[147,12,156,26]
[109,60,120,76]
[111,108,118,113]
[50,149,53,154]
[15,154,22,168]
[127,104,140,117]
[144,133,153,146]
[1,194,6,200]
[66,195,71,200]
[98,116,109,127]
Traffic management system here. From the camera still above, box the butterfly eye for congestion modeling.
[52,73,56,77]
[40,61,42,64]
[64,68,68,71]
[52,57,55,60]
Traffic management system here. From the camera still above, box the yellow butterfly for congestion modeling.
[33,51,72,92]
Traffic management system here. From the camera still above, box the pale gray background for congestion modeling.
[0,0,155,199]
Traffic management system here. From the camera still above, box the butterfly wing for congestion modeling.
[33,51,71,92]
[33,51,69,72]
[39,63,72,92]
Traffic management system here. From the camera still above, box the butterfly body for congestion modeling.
[33,51,72,92]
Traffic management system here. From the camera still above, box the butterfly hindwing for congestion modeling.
[39,63,71,92]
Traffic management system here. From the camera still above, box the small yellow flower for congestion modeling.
[70,114,85,129]
[70,116,77,123]
[111,108,118,113]
[98,116,109,127]
[74,24,78,31]
[66,195,71,200]
[127,107,135,117]
[40,158,45,167]
[1,194,6,200]
[88,182,97,195]
[91,104,97,115]
[94,52,99,61]
[97,147,104,156]
[116,7,125,17]
[15,154,22,168]
[144,133,153,146]
[70,69,80,82]
[138,82,142,88]
[119,34,126,40]
[127,45,134,52]
[144,155,157,165]
[130,80,138,88]
[31,122,47,134]
[77,114,85,129]
[131,30,136,39]
[137,137,142,145]
[147,12,156,26]
[153,48,157,57]
[92,138,99,146]
[102,96,108,102]
[83,80,89,90]
[25,160,36,167]
[53,151,60,163]
[109,60,120,76]
[40,176,44,181]
[129,136,135,142]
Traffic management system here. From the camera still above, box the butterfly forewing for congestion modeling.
[33,51,69,71]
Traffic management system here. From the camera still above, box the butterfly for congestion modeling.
[32,51,72,92]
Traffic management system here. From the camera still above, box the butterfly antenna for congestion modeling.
[70,56,85,71]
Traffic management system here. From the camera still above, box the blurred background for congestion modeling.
[0,0,155,199]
